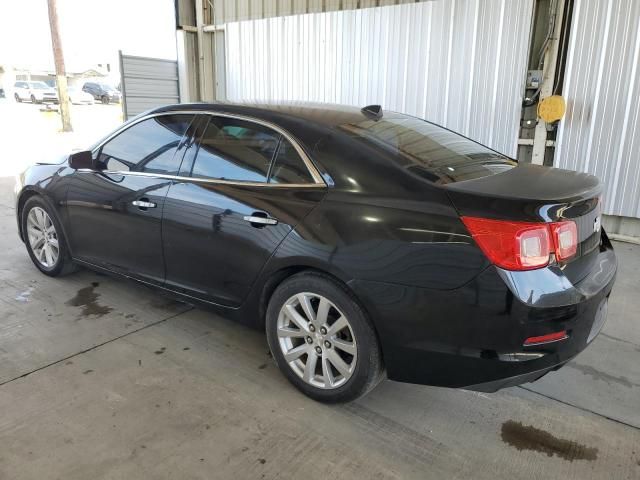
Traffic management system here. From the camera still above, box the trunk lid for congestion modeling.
[444,163,604,276]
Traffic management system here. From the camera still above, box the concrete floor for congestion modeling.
[0,176,639,480]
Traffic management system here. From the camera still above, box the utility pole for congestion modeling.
[47,0,72,132]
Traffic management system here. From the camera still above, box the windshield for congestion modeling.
[29,82,49,90]
[338,115,516,184]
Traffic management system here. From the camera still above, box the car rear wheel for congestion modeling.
[101,95,109,105]
[14,93,21,103]
[21,196,77,277]
[266,272,384,403]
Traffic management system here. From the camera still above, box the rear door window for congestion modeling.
[268,138,314,184]
[97,114,194,174]
[190,116,279,182]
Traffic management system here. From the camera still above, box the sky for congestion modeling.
[0,0,177,74]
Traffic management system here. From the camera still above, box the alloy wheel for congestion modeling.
[26,207,59,268]
[276,292,357,389]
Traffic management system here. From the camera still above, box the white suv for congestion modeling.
[14,81,59,104]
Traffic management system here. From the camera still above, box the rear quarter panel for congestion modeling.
[265,189,489,291]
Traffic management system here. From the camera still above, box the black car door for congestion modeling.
[65,113,196,284]
[161,113,326,307]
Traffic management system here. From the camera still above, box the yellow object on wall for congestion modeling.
[537,95,566,123]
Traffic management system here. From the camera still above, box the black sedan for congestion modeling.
[15,102,616,403]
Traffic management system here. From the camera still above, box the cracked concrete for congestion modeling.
[0,177,639,479]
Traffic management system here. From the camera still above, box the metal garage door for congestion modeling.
[224,0,534,157]
[119,52,180,120]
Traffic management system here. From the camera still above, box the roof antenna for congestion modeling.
[361,104,383,120]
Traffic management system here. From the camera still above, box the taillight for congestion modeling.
[549,221,577,261]
[462,217,578,271]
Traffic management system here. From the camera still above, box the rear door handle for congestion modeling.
[132,199,157,209]
[243,215,278,226]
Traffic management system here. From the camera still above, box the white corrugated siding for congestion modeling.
[555,0,640,218]
[213,0,424,23]
[225,1,533,156]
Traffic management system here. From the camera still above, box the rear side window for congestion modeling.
[269,138,313,184]
[98,114,193,174]
[191,117,279,182]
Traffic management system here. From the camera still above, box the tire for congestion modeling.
[30,95,39,104]
[266,271,384,403]
[21,196,77,277]
[101,95,110,105]
[14,93,21,103]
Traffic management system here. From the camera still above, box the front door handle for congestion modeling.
[243,214,278,227]
[132,199,157,209]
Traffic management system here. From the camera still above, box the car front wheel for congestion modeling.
[266,272,384,403]
[101,95,110,104]
[21,196,77,277]
[14,93,21,103]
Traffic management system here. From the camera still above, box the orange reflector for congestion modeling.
[523,331,568,346]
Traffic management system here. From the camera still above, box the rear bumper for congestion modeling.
[349,235,616,391]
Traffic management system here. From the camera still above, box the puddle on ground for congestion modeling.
[501,420,598,461]
[66,282,113,317]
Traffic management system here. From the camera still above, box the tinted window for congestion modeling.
[98,115,193,174]
[191,117,279,182]
[339,116,516,184]
[269,138,313,184]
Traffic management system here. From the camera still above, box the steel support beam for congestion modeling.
[531,0,566,165]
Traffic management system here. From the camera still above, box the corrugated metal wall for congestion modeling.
[120,54,180,119]
[555,0,640,219]
[225,0,533,156]
[213,0,428,24]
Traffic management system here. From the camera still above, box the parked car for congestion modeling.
[13,81,59,104]
[67,87,94,105]
[81,82,121,104]
[14,102,616,403]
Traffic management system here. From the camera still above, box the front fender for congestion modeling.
[16,164,71,246]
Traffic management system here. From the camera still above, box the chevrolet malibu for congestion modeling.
[15,102,616,403]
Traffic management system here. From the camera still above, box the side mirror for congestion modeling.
[68,150,95,170]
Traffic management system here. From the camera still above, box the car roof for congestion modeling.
[151,101,392,130]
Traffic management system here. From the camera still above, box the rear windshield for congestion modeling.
[338,115,516,184]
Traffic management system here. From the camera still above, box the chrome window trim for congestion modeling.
[89,109,327,187]
[77,169,325,188]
